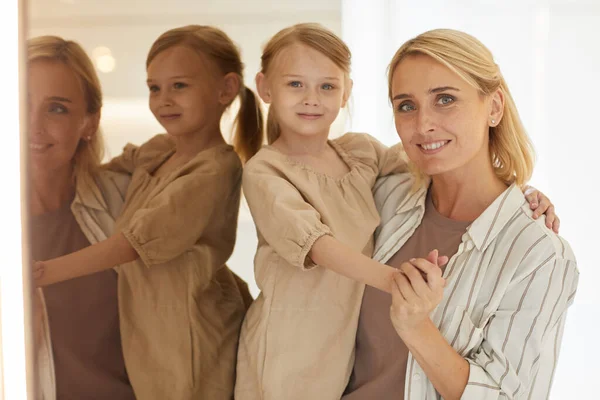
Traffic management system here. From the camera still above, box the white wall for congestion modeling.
[342,1,600,398]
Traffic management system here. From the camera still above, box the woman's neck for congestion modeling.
[29,165,75,216]
[429,154,509,222]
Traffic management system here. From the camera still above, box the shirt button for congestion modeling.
[413,373,421,381]
[465,241,474,251]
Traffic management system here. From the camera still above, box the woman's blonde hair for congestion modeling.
[388,29,534,187]
[260,23,352,144]
[27,35,105,179]
[147,25,264,163]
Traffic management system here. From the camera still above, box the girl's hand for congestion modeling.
[523,186,560,233]
[32,260,44,286]
[390,250,447,336]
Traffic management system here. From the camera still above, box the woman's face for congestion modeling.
[390,53,502,178]
[28,59,95,178]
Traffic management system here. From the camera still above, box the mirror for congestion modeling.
[19,1,600,399]
[28,0,350,293]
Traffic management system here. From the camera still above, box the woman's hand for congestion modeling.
[523,186,560,233]
[390,249,448,336]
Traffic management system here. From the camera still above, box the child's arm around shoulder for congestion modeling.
[339,132,409,178]
[103,134,174,174]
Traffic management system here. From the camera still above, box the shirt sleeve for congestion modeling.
[121,167,237,266]
[461,256,579,400]
[242,163,332,270]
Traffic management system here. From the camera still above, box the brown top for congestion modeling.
[105,134,249,400]
[31,199,134,400]
[235,133,409,399]
[344,190,471,399]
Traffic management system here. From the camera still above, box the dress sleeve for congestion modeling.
[104,143,139,174]
[122,167,238,266]
[364,133,409,177]
[242,162,332,270]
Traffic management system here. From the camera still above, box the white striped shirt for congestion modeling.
[372,173,579,400]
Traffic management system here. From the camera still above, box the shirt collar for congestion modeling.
[395,180,526,252]
[72,174,108,212]
[466,183,526,251]
[395,176,430,215]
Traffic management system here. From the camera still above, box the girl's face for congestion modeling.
[147,45,224,139]
[257,43,351,141]
[390,53,503,178]
[28,60,96,178]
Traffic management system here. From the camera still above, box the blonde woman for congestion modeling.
[28,36,134,399]
[343,29,578,399]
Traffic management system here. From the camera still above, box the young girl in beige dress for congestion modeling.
[233,22,421,399]
[235,23,559,399]
[33,25,262,400]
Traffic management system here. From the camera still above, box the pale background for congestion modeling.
[28,0,599,398]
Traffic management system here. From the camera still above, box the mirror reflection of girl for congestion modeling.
[33,25,263,400]
[235,23,557,399]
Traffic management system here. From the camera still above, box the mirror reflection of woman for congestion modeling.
[28,36,135,400]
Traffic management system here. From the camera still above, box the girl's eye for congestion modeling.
[48,103,67,114]
[437,95,455,105]
[397,102,416,112]
[148,85,159,93]
[173,82,187,89]
[289,81,302,88]
[322,83,334,90]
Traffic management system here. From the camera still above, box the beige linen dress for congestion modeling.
[106,134,249,400]
[235,133,407,399]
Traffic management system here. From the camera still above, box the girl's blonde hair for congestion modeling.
[260,23,352,144]
[27,35,105,179]
[388,29,534,187]
[147,25,264,163]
